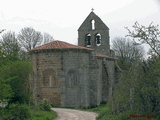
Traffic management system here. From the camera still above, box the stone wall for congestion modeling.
[29,48,116,108]
[105,59,116,101]
[29,50,62,106]
[29,49,93,108]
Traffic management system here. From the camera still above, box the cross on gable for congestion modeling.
[91,8,94,12]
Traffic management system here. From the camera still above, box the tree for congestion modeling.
[0,61,32,104]
[0,77,14,103]
[0,29,32,119]
[126,21,160,56]
[112,37,144,61]
[107,22,160,118]
[112,37,144,69]
[0,29,5,34]
[0,31,20,55]
[0,31,20,65]
[18,27,43,51]
[0,31,28,61]
[8,61,32,104]
[0,30,32,104]
[108,58,160,116]
[43,32,54,44]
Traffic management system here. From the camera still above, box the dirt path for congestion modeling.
[52,108,98,120]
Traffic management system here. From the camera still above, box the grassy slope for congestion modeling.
[31,109,57,120]
[84,104,109,120]
[84,104,159,120]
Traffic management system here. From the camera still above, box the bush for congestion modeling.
[2,103,31,120]
[38,98,51,111]
[31,109,57,120]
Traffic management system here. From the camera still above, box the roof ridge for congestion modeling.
[29,40,93,52]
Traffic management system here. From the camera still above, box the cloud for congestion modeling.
[153,0,160,7]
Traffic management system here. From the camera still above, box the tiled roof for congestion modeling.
[96,53,115,59]
[30,40,93,51]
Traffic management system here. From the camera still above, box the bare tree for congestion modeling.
[126,22,160,56]
[18,27,43,51]
[0,29,5,34]
[43,32,54,44]
[0,31,20,55]
[112,37,144,62]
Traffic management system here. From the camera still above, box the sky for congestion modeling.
[0,0,160,47]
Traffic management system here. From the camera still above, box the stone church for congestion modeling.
[29,11,118,108]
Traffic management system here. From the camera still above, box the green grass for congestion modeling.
[0,106,57,120]
[83,104,109,120]
[83,104,159,120]
[30,109,57,120]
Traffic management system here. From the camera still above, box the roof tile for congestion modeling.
[30,40,93,51]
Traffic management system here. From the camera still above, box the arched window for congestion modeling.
[95,33,101,46]
[91,19,95,30]
[85,34,91,47]
[43,69,56,87]
[66,70,77,87]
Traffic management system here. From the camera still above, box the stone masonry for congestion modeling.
[29,11,118,108]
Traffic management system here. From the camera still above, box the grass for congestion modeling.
[30,109,57,120]
[0,106,57,120]
[83,104,160,120]
[83,104,109,120]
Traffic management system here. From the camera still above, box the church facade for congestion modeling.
[29,11,118,108]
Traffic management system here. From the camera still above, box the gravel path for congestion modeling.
[52,108,98,120]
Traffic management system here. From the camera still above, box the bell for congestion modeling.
[87,39,91,45]
[97,39,101,44]
[96,35,101,44]
[87,36,91,40]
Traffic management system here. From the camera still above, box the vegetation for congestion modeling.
[0,28,56,120]
[106,22,160,119]
[126,21,160,56]
[87,103,159,120]
[38,98,52,111]
[18,27,54,51]
[112,37,144,70]
[31,109,57,120]
[0,103,57,120]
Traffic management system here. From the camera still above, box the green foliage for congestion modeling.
[0,61,32,104]
[31,109,57,120]
[1,103,31,120]
[0,28,56,120]
[0,104,57,120]
[107,22,160,119]
[87,104,159,120]
[38,98,51,111]
[0,78,14,102]
[9,61,32,104]
[108,57,160,116]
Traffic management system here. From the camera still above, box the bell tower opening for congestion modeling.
[86,34,91,47]
[91,19,95,30]
[95,33,101,46]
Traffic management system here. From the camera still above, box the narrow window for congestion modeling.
[49,75,52,87]
[43,69,56,87]
[91,20,95,30]
[67,70,77,87]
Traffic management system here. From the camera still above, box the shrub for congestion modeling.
[38,98,51,111]
[2,104,31,120]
